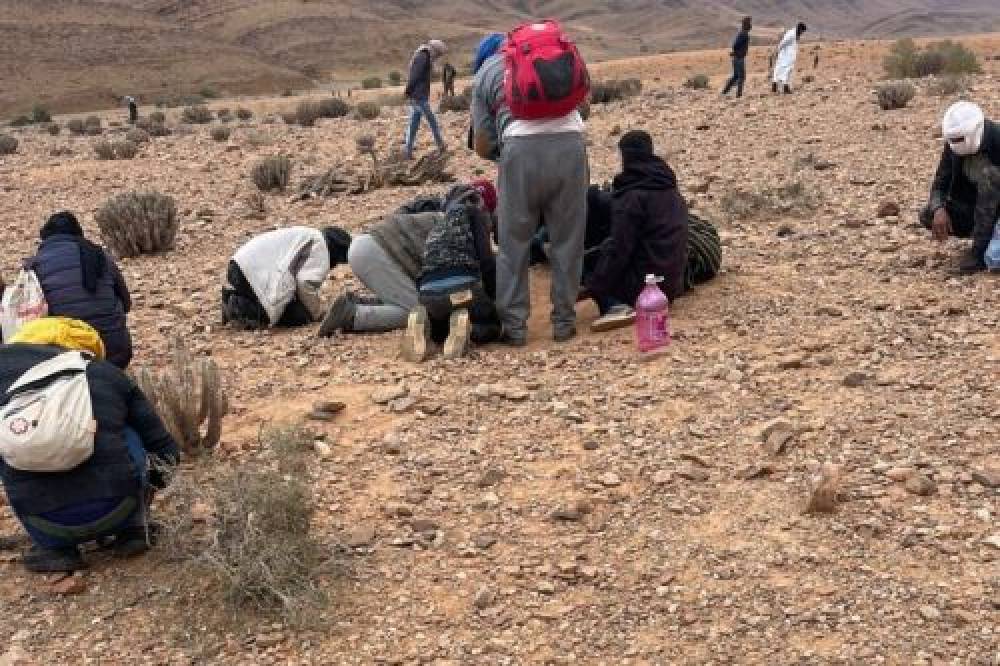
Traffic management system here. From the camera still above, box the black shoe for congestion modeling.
[772,82,778,93]
[553,327,577,343]
[783,85,792,94]
[319,291,357,337]
[957,245,988,275]
[112,525,157,559]
[23,545,85,573]
[499,331,527,348]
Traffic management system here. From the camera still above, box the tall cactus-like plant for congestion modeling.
[134,337,228,455]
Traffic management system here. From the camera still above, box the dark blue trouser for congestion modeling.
[14,428,148,549]
[722,57,746,97]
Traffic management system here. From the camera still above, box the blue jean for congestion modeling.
[722,57,746,97]
[15,428,148,549]
[405,97,445,157]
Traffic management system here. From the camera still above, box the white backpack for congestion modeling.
[1,268,49,342]
[0,351,97,472]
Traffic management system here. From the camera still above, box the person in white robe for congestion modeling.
[772,23,807,94]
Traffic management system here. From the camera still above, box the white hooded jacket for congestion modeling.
[772,29,799,84]
[231,227,330,325]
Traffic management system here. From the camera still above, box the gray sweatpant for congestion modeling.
[348,234,417,332]
[497,132,589,339]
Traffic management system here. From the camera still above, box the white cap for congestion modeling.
[942,101,985,156]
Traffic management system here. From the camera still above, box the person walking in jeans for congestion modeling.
[472,51,589,345]
[722,17,752,98]
[403,39,448,159]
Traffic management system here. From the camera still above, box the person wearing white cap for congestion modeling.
[920,101,1000,274]
[403,39,449,160]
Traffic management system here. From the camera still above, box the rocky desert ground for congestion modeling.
[0,37,998,665]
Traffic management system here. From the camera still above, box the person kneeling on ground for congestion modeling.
[919,101,1000,274]
[319,181,497,337]
[222,226,352,330]
[584,130,689,332]
[401,195,502,362]
[0,318,180,573]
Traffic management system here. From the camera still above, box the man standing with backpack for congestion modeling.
[404,39,449,160]
[472,20,590,345]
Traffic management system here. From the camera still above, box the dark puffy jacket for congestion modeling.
[0,344,180,516]
[405,48,433,101]
[586,157,689,304]
[29,234,133,368]
[929,119,1000,244]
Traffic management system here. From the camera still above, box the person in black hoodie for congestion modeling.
[583,130,689,332]
[722,16,753,98]
[28,212,133,368]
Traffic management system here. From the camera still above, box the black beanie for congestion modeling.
[40,211,84,240]
[619,130,654,162]
[322,226,352,266]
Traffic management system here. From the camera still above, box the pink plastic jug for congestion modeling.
[635,274,671,357]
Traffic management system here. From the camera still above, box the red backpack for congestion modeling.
[502,20,590,120]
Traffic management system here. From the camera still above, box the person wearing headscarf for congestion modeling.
[28,212,133,368]
[772,22,807,94]
[722,17,753,98]
[222,226,352,330]
[583,131,689,332]
[920,101,1000,274]
[320,182,497,337]
[0,317,180,573]
[403,39,449,159]
[468,33,506,151]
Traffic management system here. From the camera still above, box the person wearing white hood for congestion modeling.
[403,39,449,160]
[920,101,1000,274]
[771,23,807,94]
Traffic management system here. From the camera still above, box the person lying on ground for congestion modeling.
[222,226,352,330]
[581,131,689,332]
[319,181,497,337]
[401,193,502,362]
[920,101,1000,274]
[28,212,133,368]
[0,317,180,573]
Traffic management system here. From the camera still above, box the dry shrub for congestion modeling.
[149,110,166,124]
[876,82,916,110]
[361,76,383,90]
[94,139,138,160]
[210,126,231,142]
[355,101,381,120]
[684,74,710,90]
[721,181,818,219]
[295,101,323,127]
[252,155,291,192]
[439,86,472,113]
[928,75,967,97]
[216,108,233,123]
[93,140,116,160]
[84,115,103,135]
[96,190,179,257]
[9,115,32,127]
[67,118,86,135]
[280,110,298,125]
[375,93,407,108]
[0,134,18,155]
[318,98,350,119]
[147,122,171,137]
[181,105,214,124]
[244,130,272,147]
[159,425,327,624]
[884,38,982,79]
[236,108,254,121]
[591,78,643,104]
[126,128,150,144]
[805,463,842,514]
[46,123,61,136]
[31,105,52,123]
[133,337,228,455]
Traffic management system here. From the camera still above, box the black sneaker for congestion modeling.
[498,331,527,348]
[401,306,432,363]
[112,525,157,559]
[957,245,988,275]
[319,291,357,337]
[23,545,85,573]
[553,327,577,343]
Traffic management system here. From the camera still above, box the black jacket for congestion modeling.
[732,30,750,58]
[586,157,689,304]
[929,119,1000,242]
[405,48,433,101]
[29,234,133,368]
[0,344,179,515]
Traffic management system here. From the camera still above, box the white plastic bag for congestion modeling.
[1,269,48,342]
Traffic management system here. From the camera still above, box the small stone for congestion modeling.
[344,524,376,548]
[982,534,1000,550]
[307,409,337,422]
[971,468,1000,489]
[777,354,807,370]
[473,586,497,609]
[389,396,417,413]
[805,463,842,514]
[904,474,936,497]
[372,384,407,405]
[47,573,87,596]
[917,605,941,621]
[842,371,871,388]
[598,472,621,487]
[476,492,501,509]
[313,440,333,459]
[739,464,774,481]
[409,518,439,533]
[652,470,672,485]
[877,201,900,218]
[476,468,506,488]
[191,501,213,523]
[312,400,346,415]
[474,533,497,549]
[885,466,916,482]
[765,429,795,455]
[255,632,285,648]
[677,466,709,483]
[582,440,600,451]
[536,581,556,595]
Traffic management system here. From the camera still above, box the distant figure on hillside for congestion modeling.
[772,22,807,94]
[920,101,1000,274]
[124,96,138,125]
[403,39,449,160]
[442,61,457,99]
[721,16,753,98]
[222,226,352,330]
[813,50,820,69]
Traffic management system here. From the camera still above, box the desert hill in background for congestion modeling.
[3,0,1000,115]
